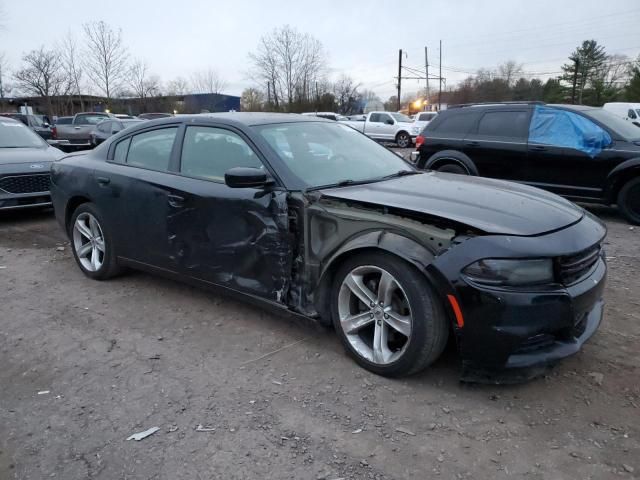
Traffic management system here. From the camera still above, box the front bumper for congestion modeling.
[0,192,52,210]
[428,213,607,383]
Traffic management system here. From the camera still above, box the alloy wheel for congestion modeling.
[338,265,413,365]
[72,212,105,272]
[397,134,410,148]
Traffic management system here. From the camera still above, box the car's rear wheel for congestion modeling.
[618,177,640,225]
[437,162,469,175]
[331,252,448,377]
[69,203,121,280]
[396,132,411,148]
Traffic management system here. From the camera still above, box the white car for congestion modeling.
[339,111,417,147]
[412,111,438,134]
[603,103,640,127]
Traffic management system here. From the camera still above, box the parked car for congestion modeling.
[0,112,53,140]
[340,111,418,147]
[137,113,173,120]
[50,113,606,381]
[412,111,438,132]
[301,112,345,121]
[51,112,114,150]
[90,118,145,146]
[603,102,640,127]
[0,117,64,210]
[413,102,640,224]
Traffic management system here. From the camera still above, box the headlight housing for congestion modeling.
[411,127,421,135]
[462,258,554,286]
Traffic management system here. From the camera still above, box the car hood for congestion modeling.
[319,172,584,236]
[0,146,63,167]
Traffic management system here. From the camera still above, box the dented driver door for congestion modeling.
[165,125,292,303]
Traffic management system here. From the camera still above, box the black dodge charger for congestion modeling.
[49,113,607,381]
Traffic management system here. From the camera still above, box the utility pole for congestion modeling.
[397,49,402,111]
[438,40,442,111]
[424,46,430,107]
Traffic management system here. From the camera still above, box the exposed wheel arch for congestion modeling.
[422,150,478,175]
[65,195,92,230]
[604,159,640,204]
[313,231,438,326]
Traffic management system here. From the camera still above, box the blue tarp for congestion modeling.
[529,106,611,157]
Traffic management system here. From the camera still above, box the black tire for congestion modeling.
[331,251,449,377]
[437,163,468,175]
[395,132,411,148]
[68,202,122,280]
[617,177,640,225]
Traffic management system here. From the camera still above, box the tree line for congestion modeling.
[1,18,639,118]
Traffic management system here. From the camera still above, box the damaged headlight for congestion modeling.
[462,259,554,286]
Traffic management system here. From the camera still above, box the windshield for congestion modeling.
[390,113,412,123]
[0,120,46,148]
[256,122,413,189]
[584,108,640,140]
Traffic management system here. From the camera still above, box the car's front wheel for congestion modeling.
[69,203,121,280]
[618,177,640,225]
[395,132,411,148]
[331,252,448,377]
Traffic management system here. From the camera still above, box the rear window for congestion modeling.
[427,112,479,135]
[74,114,109,125]
[477,111,529,139]
[55,117,73,125]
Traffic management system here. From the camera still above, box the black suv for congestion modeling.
[414,102,640,224]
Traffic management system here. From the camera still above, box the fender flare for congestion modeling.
[421,150,479,175]
[604,157,640,202]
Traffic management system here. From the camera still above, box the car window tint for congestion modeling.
[430,113,478,135]
[628,109,637,119]
[75,114,109,125]
[113,137,131,163]
[180,126,263,181]
[477,111,529,139]
[369,113,381,123]
[379,114,392,123]
[127,127,177,171]
[30,115,44,127]
[418,113,433,121]
[97,121,110,133]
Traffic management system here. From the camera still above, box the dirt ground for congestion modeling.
[0,202,638,480]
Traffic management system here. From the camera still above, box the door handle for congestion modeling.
[531,145,547,151]
[465,141,479,147]
[96,176,111,186]
[168,194,185,208]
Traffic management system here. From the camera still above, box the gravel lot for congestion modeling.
[0,201,639,479]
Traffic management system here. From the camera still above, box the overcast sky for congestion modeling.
[1,0,639,99]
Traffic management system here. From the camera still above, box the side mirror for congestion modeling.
[224,167,272,188]
[43,122,50,128]
[385,118,394,125]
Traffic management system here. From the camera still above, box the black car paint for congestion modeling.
[417,104,640,204]
[49,113,607,381]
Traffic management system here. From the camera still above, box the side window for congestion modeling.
[529,107,612,157]
[180,126,263,181]
[113,137,131,163]
[379,113,392,124]
[419,113,434,122]
[431,112,479,135]
[97,121,111,133]
[477,111,529,139]
[628,109,637,119]
[369,113,381,123]
[127,127,178,171]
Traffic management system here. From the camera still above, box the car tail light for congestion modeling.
[415,134,425,148]
[51,126,57,139]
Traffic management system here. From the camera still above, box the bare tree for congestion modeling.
[191,69,227,94]
[128,59,161,107]
[497,60,523,87]
[59,32,85,111]
[240,87,264,111]
[333,75,360,114]
[249,25,326,111]
[13,47,64,117]
[166,76,190,96]
[83,20,128,101]
[0,51,8,98]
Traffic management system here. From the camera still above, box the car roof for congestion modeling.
[0,116,20,124]
[144,112,334,127]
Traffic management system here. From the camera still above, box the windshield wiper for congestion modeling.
[379,169,420,180]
